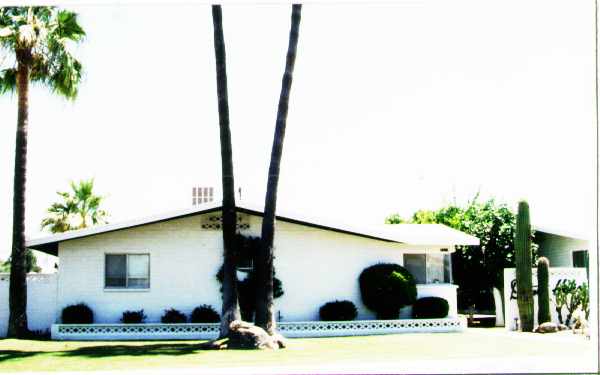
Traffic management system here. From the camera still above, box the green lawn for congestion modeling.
[0,329,594,373]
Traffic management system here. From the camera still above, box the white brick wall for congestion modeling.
[0,273,58,336]
[58,215,223,324]
[55,212,455,324]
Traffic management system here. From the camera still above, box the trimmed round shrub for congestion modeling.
[161,308,187,323]
[61,303,94,324]
[319,300,358,321]
[191,304,220,323]
[121,309,147,324]
[359,263,417,319]
[412,297,449,319]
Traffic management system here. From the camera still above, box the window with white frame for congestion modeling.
[403,253,452,284]
[105,254,150,289]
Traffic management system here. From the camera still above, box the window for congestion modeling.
[403,254,426,284]
[237,256,254,272]
[105,254,150,289]
[572,250,588,268]
[403,253,452,284]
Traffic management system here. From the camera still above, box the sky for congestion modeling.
[0,0,597,261]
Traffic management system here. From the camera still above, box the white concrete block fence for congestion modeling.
[503,267,588,330]
[51,318,467,341]
[0,273,58,337]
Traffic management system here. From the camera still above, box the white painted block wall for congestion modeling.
[55,212,456,325]
[57,216,224,324]
[0,273,58,336]
[503,267,588,330]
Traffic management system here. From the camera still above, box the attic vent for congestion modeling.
[201,214,250,230]
[193,187,214,205]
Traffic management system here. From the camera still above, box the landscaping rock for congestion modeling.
[227,320,286,349]
[533,322,568,333]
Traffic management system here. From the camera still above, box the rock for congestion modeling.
[200,338,228,350]
[272,333,287,349]
[533,322,568,333]
[572,313,589,337]
[227,320,285,350]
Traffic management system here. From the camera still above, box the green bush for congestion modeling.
[61,303,93,324]
[412,297,449,319]
[359,263,417,319]
[190,305,220,323]
[121,309,146,324]
[161,308,187,323]
[319,300,358,321]
[578,283,590,319]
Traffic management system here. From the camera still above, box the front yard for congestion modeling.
[0,328,596,373]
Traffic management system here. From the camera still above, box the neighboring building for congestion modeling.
[14,202,478,337]
[534,226,589,274]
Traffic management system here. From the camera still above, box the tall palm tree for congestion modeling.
[0,6,85,338]
[255,4,302,335]
[41,179,108,233]
[212,5,241,337]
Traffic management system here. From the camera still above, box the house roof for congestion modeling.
[533,225,590,243]
[26,202,480,255]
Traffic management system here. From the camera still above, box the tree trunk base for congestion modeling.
[201,320,286,350]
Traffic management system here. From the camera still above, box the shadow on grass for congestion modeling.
[0,343,204,362]
[0,350,42,361]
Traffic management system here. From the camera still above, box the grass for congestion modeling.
[0,328,595,372]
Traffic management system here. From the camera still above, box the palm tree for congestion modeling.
[212,5,241,337]
[0,6,85,338]
[41,179,108,233]
[255,4,302,335]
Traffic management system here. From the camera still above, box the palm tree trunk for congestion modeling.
[212,4,241,338]
[255,4,302,335]
[8,60,30,338]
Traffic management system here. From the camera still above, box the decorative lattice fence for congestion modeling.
[51,317,466,340]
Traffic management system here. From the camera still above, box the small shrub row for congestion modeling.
[412,297,449,319]
[319,300,357,321]
[318,296,449,321]
[121,309,147,323]
[61,303,220,324]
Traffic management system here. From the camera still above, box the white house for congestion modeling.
[15,202,479,339]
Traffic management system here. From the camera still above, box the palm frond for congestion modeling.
[0,5,84,99]
[41,178,108,233]
[0,67,16,93]
[55,10,85,42]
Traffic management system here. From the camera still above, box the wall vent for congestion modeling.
[193,187,214,205]
[201,214,250,230]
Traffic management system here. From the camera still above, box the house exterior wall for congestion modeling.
[535,232,588,267]
[57,215,223,324]
[54,212,456,325]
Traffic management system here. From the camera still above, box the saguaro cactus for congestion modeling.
[536,257,551,324]
[515,200,534,332]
